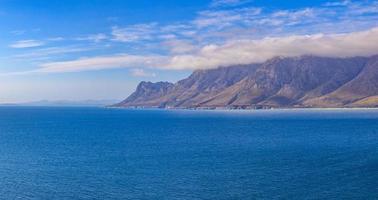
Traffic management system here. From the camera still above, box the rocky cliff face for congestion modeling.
[116,55,378,109]
[113,81,174,107]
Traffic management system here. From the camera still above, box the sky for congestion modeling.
[0,0,377,103]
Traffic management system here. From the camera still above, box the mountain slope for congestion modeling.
[158,64,260,107]
[303,55,378,107]
[113,81,174,107]
[116,55,378,109]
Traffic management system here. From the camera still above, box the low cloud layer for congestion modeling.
[166,27,378,69]
[35,27,378,73]
[38,54,166,73]
[5,0,378,75]
[9,40,44,48]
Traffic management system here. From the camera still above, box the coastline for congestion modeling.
[2,105,378,112]
[108,105,378,112]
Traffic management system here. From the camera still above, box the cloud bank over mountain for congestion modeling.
[37,27,378,72]
[116,55,378,109]
[4,0,378,74]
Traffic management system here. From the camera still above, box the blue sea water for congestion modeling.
[0,107,377,200]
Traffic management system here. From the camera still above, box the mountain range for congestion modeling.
[115,55,378,109]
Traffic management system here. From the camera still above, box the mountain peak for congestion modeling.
[116,55,378,109]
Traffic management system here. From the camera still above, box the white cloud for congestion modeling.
[76,33,107,42]
[130,69,156,77]
[6,0,378,76]
[160,24,192,33]
[348,1,378,15]
[12,46,95,60]
[9,40,45,48]
[324,0,351,7]
[189,1,378,41]
[210,0,252,7]
[194,8,261,28]
[165,27,378,69]
[159,34,177,40]
[47,37,64,41]
[272,8,314,19]
[111,23,157,42]
[34,27,378,73]
[163,40,197,54]
[101,1,378,49]
[37,54,166,73]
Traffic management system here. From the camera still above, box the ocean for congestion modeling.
[0,107,377,199]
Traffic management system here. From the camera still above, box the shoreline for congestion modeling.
[108,106,378,112]
[1,105,378,112]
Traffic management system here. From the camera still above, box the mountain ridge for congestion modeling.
[115,55,378,109]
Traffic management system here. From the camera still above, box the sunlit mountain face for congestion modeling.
[116,55,378,109]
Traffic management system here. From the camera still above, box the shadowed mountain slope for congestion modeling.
[116,55,378,109]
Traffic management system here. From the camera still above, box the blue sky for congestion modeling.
[0,0,377,102]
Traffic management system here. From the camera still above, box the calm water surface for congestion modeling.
[0,107,377,199]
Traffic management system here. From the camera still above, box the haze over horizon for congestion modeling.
[1,0,378,103]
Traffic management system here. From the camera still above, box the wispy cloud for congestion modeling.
[324,0,351,7]
[12,46,95,60]
[111,23,158,42]
[166,27,378,69]
[29,27,378,73]
[130,68,156,77]
[210,0,253,7]
[10,30,26,36]
[182,0,378,47]
[194,7,262,28]
[9,40,45,48]
[76,33,107,42]
[6,0,378,75]
[47,37,64,41]
[37,54,166,73]
[163,39,197,54]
